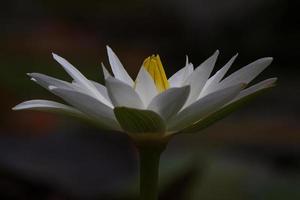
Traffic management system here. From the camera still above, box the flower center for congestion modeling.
[143,55,169,92]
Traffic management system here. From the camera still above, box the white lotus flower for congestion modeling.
[13,46,277,137]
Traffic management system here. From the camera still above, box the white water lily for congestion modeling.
[13,46,277,136]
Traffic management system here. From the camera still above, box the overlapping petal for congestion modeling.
[179,80,276,134]
[183,50,219,107]
[106,46,134,86]
[106,77,144,109]
[28,73,76,91]
[167,83,245,131]
[13,47,276,135]
[135,67,158,106]
[147,86,190,121]
[230,77,277,103]
[199,54,238,98]
[101,63,112,79]
[52,53,112,107]
[168,56,194,88]
[218,57,273,90]
[50,87,120,130]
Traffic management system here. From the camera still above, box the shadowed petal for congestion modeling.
[218,57,273,89]
[52,53,111,107]
[101,63,112,79]
[183,50,219,107]
[167,83,245,131]
[230,78,277,103]
[200,54,238,98]
[169,56,194,88]
[50,87,120,130]
[148,86,190,121]
[106,77,144,109]
[135,67,158,106]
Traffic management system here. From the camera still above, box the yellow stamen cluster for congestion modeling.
[143,55,169,92]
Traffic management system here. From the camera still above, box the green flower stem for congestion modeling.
[135,136,168,200]
[139,147,161,200]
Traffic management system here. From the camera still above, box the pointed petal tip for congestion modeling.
[185,55,189,64]
[12,102,25,110]
[30,78,37,82]
[52,53,63,61]
[52,52,58,58]
[106,45,112,51]
[260,57,273,63]
[12,106,18,111]
[269,77,278,86]
[265,57,273,62]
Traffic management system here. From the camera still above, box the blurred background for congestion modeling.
[0,0,299,199]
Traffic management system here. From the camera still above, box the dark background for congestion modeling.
[0,0,299,199]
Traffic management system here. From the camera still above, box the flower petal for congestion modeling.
[106,46,134,86]
[218,57,273,89]
[28,73,76,91]
[101,62,112,79]
[106,77,144,109]
[52,53,111,107]
[168,57,194,88]
[183,50,219,107]
[167,83,245,131]
[135,67,158,106]
[12,99,85,117]
[72,80,111,102]
[114,107,165,134]
[50,87,120,130]
[179,81,276,134]
[147,86,190,121]
[90,80,110,101]
[230,78,277,103]
[199,54,238,98]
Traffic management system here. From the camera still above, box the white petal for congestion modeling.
[183,50,219,107]
[106,46,134,86]
[72,80,111,101]
[106,77,144,109]
[168,83,245,131]
[230,78,277,103]
[52,53,111,107]
[169,56,194,88]
[218,57,273,89]
[90,80,110,100]
[135,67,158,106]
[169,63,194,88]
[200,54,238,98]
[50,87,120,130]
[28,73,82,91]
[101,62,111,79]
[147,86,190,121]
[12,99,85,116]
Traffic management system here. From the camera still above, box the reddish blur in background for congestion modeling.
[0,0,299,199]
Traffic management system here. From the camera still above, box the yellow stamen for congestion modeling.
[143,55,169,92]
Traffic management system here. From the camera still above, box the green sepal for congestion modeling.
[179,87,274,134]
[114,107,166,134]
